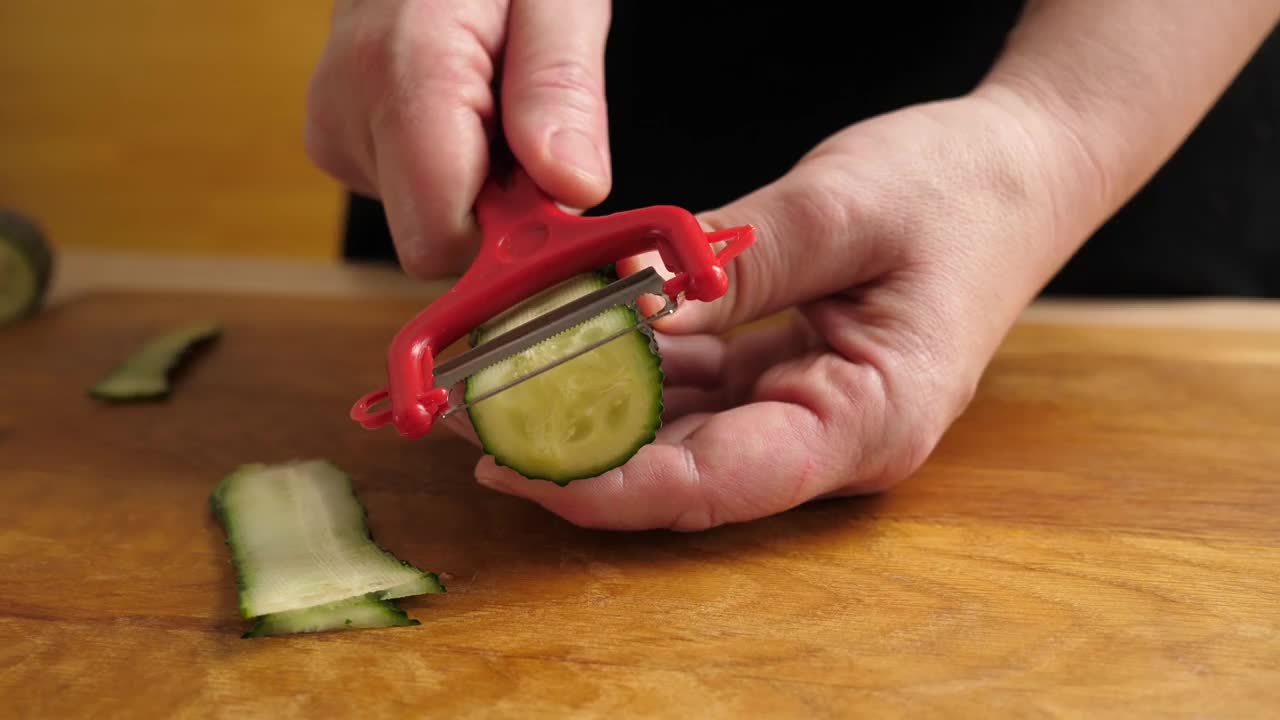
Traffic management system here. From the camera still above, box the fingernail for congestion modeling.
[549,129,606,184]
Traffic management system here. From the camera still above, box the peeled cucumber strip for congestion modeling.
[242,576,442,639]
[465,270,664,485]
[0,209,53,327]
[90,321,220,401]
[210,459,443,619]
[382,573,446,599]
[243,594,417,638]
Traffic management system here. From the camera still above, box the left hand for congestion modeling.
[449,92,1094,530]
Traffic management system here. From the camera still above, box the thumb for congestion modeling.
[653,169,884,337]
[501,0,612,210]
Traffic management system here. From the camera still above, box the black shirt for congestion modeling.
[344,2,1280,298]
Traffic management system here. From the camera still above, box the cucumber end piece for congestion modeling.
[0,209,54,328]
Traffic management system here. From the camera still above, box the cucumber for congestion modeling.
[382,573,447,599]
[0,209,53,328]
[244,594,417,638]
[90,321,220,401]
[209,459,444,622]
[241,575,443,639]
[464,270,664,485]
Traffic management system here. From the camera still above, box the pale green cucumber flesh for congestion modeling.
[381,572,446,599]
[209,459,442,619]
[90,321,221,401]
[0,210,53,327]
[464,271,664,485]
[243,594,418,638]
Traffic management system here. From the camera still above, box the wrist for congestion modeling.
[967,79,1116,264]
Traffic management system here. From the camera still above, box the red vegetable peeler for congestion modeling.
[350,164,756,439]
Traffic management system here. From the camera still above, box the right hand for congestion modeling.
[304,0,614,278]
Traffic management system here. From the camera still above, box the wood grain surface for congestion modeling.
[2,290,1278,718]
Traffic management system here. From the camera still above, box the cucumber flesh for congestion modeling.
[382,573,446,599]
[0,209,53,327]
[90,321,220,401]
[464,271,664,485]
[210,459,441,619]
[243,594,417,638]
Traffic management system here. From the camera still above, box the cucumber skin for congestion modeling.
[209,463,259,619]
[243,595,419,639]
[465,270,665,486]
[209,460,445,622]
[89,322,221,402]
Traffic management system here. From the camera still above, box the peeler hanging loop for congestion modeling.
[350,387,392,429]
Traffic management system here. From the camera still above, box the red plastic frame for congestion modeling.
[350,168,755,438]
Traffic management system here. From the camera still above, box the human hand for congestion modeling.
[304,0,612,278]
[460,94,1093,530]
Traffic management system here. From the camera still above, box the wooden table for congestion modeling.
[3,252,1278,718]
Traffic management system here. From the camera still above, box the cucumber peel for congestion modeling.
[464,270,664,485]
[244,594,418,638]
[210,459,445,638]
[0,209,53,328]
[90,321,220,401]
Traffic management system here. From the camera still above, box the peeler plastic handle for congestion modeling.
[351,167,755,438]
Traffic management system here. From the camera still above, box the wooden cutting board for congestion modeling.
[2,289,1278,718]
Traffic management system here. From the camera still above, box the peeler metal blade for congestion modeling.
[434,267,675,417]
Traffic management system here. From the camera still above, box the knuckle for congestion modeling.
[784,174,859,245]
[722,171,866,328]
[373,47,493,127]
[301,117,338,174]
[396,236,470,280]
[341,7,493,123]
[346,14,396,91]
[670,506,717,532]
[669,449,720,531]
[517,59,603,112]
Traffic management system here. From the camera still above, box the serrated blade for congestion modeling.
[433,268,674,416]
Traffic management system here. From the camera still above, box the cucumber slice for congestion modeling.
[0,209,53,327]
[210,459,442,619]
[464,271,664,485]
[90,321,220,401]
[243,594,417,638]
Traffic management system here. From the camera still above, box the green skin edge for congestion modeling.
[88,323,221,402]
[208,461,445,635]
[464,268,665,486]
[241,595,420,639]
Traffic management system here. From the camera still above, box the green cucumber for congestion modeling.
[209,459,444,624]
[90,321,220,401]
[244,594,417,638]
[464,270,664,485]
[0,209,53,327]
